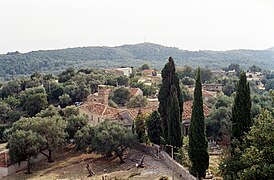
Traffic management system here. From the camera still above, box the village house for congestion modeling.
[182,101,211,136]
[80,85,151,129]
[115,67,133,77]
[141,69,157,76]
[187,84,223,92]
[202,84,223,92]
[130,88,143,97]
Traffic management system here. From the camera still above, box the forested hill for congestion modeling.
[1,42,274,81]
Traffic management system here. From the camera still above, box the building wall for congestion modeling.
[0,150,48,178]
[79,109,106,126]
[116,68,132,77]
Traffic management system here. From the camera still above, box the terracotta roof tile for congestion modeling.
[183,101,211,120]
[130,88,141,96]
[80,103,106,115]
[128,105,158,118]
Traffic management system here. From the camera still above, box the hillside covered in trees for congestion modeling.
[1,42,274,81]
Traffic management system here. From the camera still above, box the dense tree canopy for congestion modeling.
[110,87,131,106]
[127,95,148,108]
[91,121,137,163]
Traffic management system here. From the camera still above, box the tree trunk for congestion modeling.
[118,154,124,164]
[106,152,113,157]
[40,150,54,163]
[48,150,54,163]
[26,155,31,174]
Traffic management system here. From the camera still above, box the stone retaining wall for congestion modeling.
[152,144,196,180]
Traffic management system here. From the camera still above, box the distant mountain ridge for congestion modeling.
[267,47,274,51]
[0,42,274,81]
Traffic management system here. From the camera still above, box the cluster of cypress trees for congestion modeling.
[158,58,253,179]
[158,57,183,147]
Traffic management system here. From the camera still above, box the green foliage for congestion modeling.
[222,63,241,73]
[0,80,22,98]
[117,75,129,86]
[6,116,67,163]
[181,77,195,85]
[249,65,261,73]
[0,125,11,141]
[1,43,274,82]
[36,105,60,118]
[20,87,48,116]
[130,81,157,97]
[214,95,233,109]
[58,67,76,83]
[146,111,162,145]
[111,87,131,106]
[74,125,94,151]
[231,72,252,140]
[8,130,44,174]
[176,136,191,168]
[91,121,137,163]
[134,112,148,143]
[158,57,183,145]
[127,95,148,108]
[206,107,231,145]
[220,110,274,180]
[265,79,274,91]
[59,93,71,108]
[140,63,150,70]
[222,79,237,97]
[177,66,194,79]
[65,115,88,139]
[62,105,79,117]
[194,67,213,83]
[238,110,274,179]
[0,101,11,123]
[188,68,209,179]
[177,66,213,83]
[44,80,64,103]
[167,85,182,147]
[180,85,193,102]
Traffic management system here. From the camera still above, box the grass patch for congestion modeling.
[209,155,221,177]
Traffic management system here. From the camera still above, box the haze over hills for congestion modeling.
[1,42,274,81]
[267,47,274,51]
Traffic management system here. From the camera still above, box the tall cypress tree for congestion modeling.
[167,85,182,147]
[231,71,252,141]
[188,68,209,179]
[158,57,183,145]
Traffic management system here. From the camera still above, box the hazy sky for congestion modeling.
[1,0,274,53]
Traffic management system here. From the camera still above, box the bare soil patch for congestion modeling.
[2,144,181,180]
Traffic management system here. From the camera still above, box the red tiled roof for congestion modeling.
[104,106,121,117]
[80,103,106,115]
[128,105,158,118]
[130,88,141,96]
[142,69,154,73]
[80,103,123,116]
[183,101,211,120]
[202,91,214,97]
